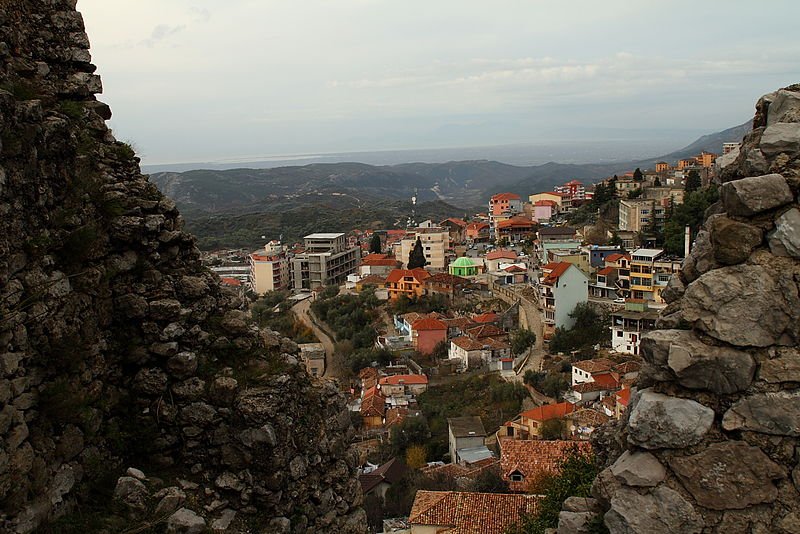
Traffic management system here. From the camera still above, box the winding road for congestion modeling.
[291,298,341,378]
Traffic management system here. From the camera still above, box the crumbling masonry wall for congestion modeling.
[559,85,800,533]
[0,1,367,532]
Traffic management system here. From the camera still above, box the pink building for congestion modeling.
[411,317,448,355]
[533,200,557,222]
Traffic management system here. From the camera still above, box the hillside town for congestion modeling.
[203,146,729,532]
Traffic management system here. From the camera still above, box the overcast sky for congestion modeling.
[77,0,800,165]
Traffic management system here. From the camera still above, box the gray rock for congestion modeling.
[268,517,292,533]
[627,389,714,449]
[172,377,206,400]
[562,496,601,513]
[722,391,800,436]
[720,173,793,217]
[760,347,800,383]
[289,455,308,479]
[209,376,238,406]
[126,467,146,480]
[683,229,717,283]
[767,89,800,124]
[769,208,800,259]
[178,276,209,298]
[133,367,169,395]
[149,299,182,321]
[708,215,763,265]
[665,330,755,394]
[660,274,684,304]
[557,511,596,534]
[214,472,244,492]
[180,402,217,427]
[239,424,277,448]
[154,486,186,516]
[167,508,206,534]
[639,330,682,382]
[682,264,798,347]
[670,441,785,510]
[221,310,250,335]
[113,476,148,511]
[604,485,703,534]
[167,351,197,379]
[211,509,236,531]
[760,123,800,156]
[609,450,666,487]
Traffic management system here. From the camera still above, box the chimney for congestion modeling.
[684,226,691,257]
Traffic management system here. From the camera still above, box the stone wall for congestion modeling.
[0,1,366,532]
[559,85,800,533]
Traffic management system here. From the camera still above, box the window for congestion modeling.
[617,331,623,337]
[510,472,524,482]
[640,209,650,215]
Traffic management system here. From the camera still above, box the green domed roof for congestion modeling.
[451,256,476,267]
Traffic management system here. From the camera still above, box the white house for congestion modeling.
[539,262,589,339]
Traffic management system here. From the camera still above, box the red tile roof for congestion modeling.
[613,361,641,375]
[568,408,610,427]
[503,265,527,273]
[442,217,468,227]
[451,336,485,351]
[520,402,576,423]
[465,324,506,339]
[379,374,428,386]
[605,253,631,263]
[360,458,409,494]
[491,193,522,201]
[409,491,540,534]
[596,267,615,276]
[616,387,631,407]
[386,268,431,284]
[496,217,534,229]
[360,387,386,418]
[572,358,615,374]
[412,317,448,331]
[361,254,399,267]
[500,439,593,492]
[486,249,518,260]
[534,199,558,207]
[542,262,571,285]
[472,312,499,323]
[220,277,242,286]
[466,222,490,231]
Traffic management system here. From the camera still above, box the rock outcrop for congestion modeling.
[0,1,366,532]
[564,84,800,532]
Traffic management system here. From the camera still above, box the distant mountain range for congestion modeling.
[149,121,751,249]
[150,121,750,214]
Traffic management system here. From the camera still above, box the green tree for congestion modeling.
[662,187,718,256]
[549,303,608,353]
[633,167,644,182]
[684,169,701,193]
[627,188,643,199]
[511,328,537,356]
[369,233,382,254]
[407,237,427,269]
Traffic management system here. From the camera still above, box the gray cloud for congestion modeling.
[139,24,186,47]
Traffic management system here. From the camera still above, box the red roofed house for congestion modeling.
[411,317,448,355]
[359,458,409,500]
[496,216,536,242]
[565,372,621,405]
[359,253,400,277]
[440,217,468,244]
[500,439,593,492]
[500,402,577,440]
[571,358,616,386]
[378,374,429,396]
[604,253,631,297]
[409,490,540,534]
[465,221,490,242]
[360,386,386,430]
[472,312,499,324]
[220,277,242,287]
[385,268,431,300]
[484,249,518,272]
[424,272,471,300]
[539,262,588,339]
[614,386,632,420]
[590,265,618,299]
[554,179,586,200]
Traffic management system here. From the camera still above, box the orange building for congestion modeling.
[385,268,431,300]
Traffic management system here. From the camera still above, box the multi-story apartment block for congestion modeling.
[291,233,360,290]
[489,193,522,239]
[529,191,564,210]
[249,248,290,294]
[618,199,668,233]
[655,161,670,172]
[399,223,450,270]
[610,301,658,355]
[723,142,741,155]
[539,262,589,339]
[554,180,586,200]
[629,248,681,305]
